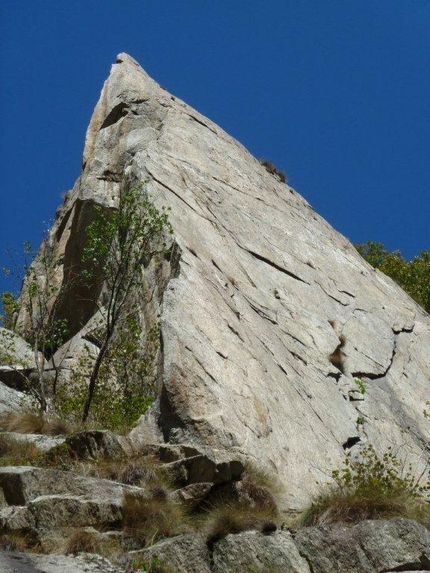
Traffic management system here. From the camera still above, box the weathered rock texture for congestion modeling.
[131,518,430,573]
[14,53,430,509]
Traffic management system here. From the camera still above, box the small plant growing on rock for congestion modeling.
[0,411,70,436]
[63,528,102,555]
[205,501,278,549]
[354,378,367,394]
[0,434,42,467]
[122,489,189,549]
[298,444,430,527]
[260,160,287,183]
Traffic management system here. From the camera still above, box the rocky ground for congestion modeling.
[0,424,427,572]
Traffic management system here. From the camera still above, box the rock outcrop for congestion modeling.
[130,517,430,573]
[9,53,430,511]
[1,517,428,573]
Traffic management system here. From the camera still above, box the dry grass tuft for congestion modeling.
[298,490,409,527]
[328,334,346,373]
[86,455,171,488]
[0,434,42,466]
[0,531,38,552]
[63,528,102,555]
[123,490,189,549]
[0,412,71,436]
[260,160,287,183]
[205,502,278,548]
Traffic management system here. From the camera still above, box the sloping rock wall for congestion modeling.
[15,54,430,509]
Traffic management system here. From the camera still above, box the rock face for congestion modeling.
[13,53,430,509]
[132,518,430,573]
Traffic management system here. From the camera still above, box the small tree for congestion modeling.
[80,183,172,422]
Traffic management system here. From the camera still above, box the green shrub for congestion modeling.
[298,444,430,527]
[354,378,367,394]
[355,242,430,313]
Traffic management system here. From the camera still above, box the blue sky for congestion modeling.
[1,0,429,296]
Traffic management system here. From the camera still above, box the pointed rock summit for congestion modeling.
[17,54,430,509]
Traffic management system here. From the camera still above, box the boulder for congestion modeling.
[212,530,310,573]
[141,442,244,483]
[0,467,145,531]
[65,430,133,460]
[0,328,36,393]
[170,482,212,510]
[294,517,430,573]
[128,533,212,573]
[0,432,66,453]
[0,382,26,416]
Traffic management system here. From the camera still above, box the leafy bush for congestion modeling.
[298,444,430,527]
[356,242,430,313]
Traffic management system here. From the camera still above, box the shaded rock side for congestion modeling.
[17,53,430,509]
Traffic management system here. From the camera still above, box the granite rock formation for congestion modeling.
[8,53,430,511]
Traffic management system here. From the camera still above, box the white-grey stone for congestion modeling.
[0,466,151,533]
[0,382,26,415]
[0,552,122,573]
[0,328,38,400]
[212,530,311,572]
[294,517,430,573]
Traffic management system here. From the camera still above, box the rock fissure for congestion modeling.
[315,280,351,307]
[147,169,215,224]
[186,113,218,135]
[242,247,310,285]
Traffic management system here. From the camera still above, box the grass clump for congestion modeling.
[205,462,281,547]
[205,501,278,549]
[0,531,39,552]
[0,412,71,436]
[298,444,430,527]
[122,488,189,549]
[63,528,103,555]
[128,555,174,572]
[260,160,287,183]
[0,434,42,467]
[83,454,171,489]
